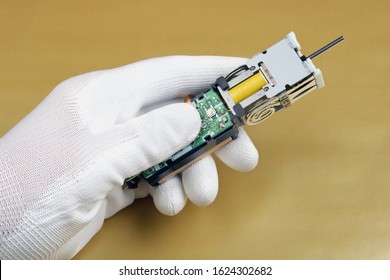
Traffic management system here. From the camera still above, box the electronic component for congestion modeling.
[124,32,344,189]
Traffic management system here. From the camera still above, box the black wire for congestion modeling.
[225,65,248,82]
[307,36,344,60]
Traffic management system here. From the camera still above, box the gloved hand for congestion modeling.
[0,56,258,259]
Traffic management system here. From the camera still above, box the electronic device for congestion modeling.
[123,32,344,189]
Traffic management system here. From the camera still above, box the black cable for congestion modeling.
[225,65,248,82]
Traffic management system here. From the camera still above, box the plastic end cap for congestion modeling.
[287,31,301,51]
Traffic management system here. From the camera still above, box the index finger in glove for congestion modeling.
[113,55,247,102]
[77,56,247,122]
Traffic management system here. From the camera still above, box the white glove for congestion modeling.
[0,56,258,259]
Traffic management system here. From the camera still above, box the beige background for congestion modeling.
[1,0,389,259]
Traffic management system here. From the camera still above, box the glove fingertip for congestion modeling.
[150,176,187,216]
[215,127,259,172]
[183,155,218,207]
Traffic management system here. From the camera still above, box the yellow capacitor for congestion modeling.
[228,72,267,103]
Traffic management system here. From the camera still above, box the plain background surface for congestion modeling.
[1,0,389,259]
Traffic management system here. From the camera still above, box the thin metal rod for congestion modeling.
[307,36,345,60]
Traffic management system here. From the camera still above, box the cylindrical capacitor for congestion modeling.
[228,72,267,103]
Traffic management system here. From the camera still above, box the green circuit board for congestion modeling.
[142,89,234,179]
